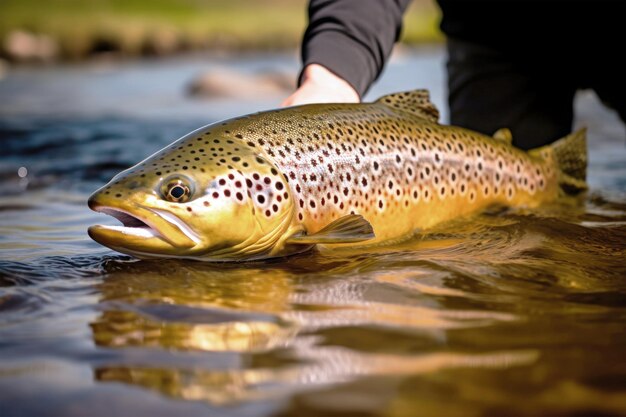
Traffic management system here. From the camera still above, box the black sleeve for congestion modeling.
[301,0,412,97]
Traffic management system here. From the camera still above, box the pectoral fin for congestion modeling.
[286,214,375,244]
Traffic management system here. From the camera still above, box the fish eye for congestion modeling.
[170,185,186,199]
[161,177,193,203]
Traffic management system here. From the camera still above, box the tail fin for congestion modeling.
[529,128,587,194]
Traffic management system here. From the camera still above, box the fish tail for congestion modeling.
[530,128,588,194]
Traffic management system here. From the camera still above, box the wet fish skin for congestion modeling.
[88,90,586,260]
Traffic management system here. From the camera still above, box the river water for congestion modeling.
[1,49,626,417]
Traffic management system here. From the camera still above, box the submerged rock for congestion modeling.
[142,29,181,56]
[187,68,295,99]
[3,30,59,62]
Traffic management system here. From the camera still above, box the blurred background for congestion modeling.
[0,0,446,121]
[0,0,440,62]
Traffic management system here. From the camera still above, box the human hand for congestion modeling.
[281,64,360,107]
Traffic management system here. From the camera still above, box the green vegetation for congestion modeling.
[402,1,443,46]
[0,0,442,61]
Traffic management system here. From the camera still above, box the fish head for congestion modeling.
[88,125,297,260]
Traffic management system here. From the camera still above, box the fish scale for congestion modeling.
[242,97,555,241]
[88,90,587,260]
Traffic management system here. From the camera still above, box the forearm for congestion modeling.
[301,0,412,97]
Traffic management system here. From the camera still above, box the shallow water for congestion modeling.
[1,49,626,417]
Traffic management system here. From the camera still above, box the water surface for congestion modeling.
[1,49,626,417]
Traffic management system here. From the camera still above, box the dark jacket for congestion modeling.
[301,0,625,97]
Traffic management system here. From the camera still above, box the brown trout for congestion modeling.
[88,90,587,261]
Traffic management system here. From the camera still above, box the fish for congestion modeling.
[87,90,587,261]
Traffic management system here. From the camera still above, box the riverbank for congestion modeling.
[0,0,442,63]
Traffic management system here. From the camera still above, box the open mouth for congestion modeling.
[93,207,162,239]
[89,201,202,250]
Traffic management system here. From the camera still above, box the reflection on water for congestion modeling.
[89,258,538,405]
[1,52,626,416]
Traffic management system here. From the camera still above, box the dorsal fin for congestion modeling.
[493,128,513,144]
[285,214,374,245]
[376,90,440,123]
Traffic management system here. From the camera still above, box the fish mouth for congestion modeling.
[88,201,200,256]
[90,207,161,239]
